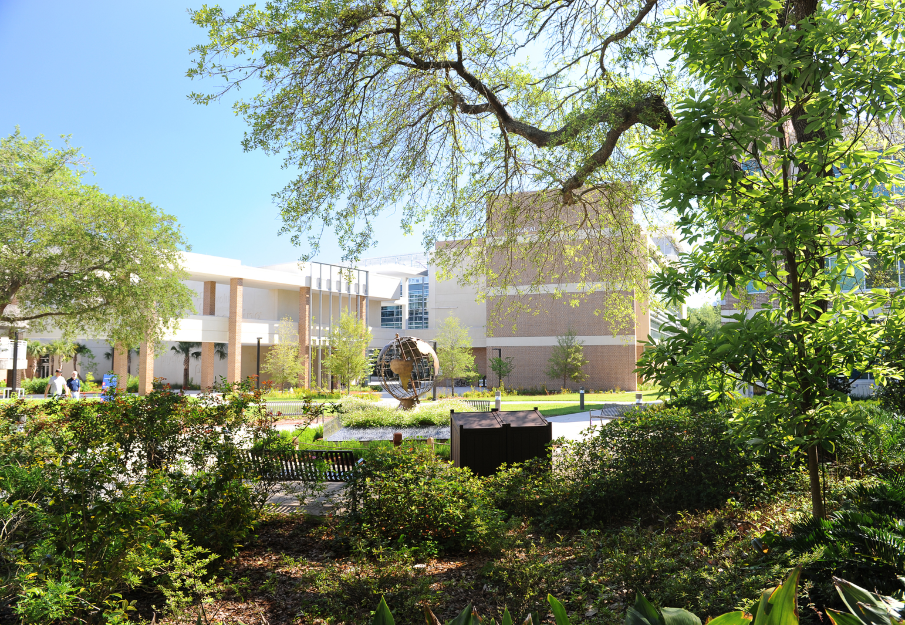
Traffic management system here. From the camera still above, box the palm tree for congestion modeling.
[170,342,201,389]
[214,343,228,361]
[26,341,46,378]
[72,343,94,379]
[46,339,75,374]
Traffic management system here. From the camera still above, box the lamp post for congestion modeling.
[579,386,585,410]
[256,337,262,390]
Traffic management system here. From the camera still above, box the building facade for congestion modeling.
[12,236,676,392]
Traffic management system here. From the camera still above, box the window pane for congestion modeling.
[381,305,402,329]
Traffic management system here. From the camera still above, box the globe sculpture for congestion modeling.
[377,334,439,409]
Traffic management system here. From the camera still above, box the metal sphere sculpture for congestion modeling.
[377,334,439,409]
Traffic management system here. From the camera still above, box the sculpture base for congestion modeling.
[399,398,418,410]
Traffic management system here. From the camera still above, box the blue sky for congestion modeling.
[0,0,423,267]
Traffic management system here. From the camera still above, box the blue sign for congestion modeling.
[101,374,117,390]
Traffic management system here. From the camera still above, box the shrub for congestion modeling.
[0,383,271,622]
[832,403,905,478]
[488,405,789,530]
[337,397,472,428]
[343,447,506,554]
[763,475,905,608]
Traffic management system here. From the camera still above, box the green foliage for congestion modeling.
[170,341,201,390]
[0,382,271,622]
[186,1,660,334]
[686,305,721,342]
[323,312,374,393]
[545,330,590,389]
[489,356,516,389]
[0,129,194,346]
[487,405,788,529]
[343,447,506,555]
[436,315,478,390]
[361,568,905,625]
[763,476,905,605]
[262,316,303,390]
[338,396,473,428]
[639,0,905,520]
[833,403,905,478]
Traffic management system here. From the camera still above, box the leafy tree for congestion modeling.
[170,342,201,389]
[489,356,515,390]
[187,1,668,331]
[686,305,721,342]
[436,315,477,394]
[0,129,194,347]
[262,317,303,391]
[545,330,589,388]
[637,0,905,518]
[323,312,373,394]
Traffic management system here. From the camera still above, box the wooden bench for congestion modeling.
[239,449,359,482]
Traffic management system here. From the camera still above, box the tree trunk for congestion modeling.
[807,446,825,519]
[183,355,190,389]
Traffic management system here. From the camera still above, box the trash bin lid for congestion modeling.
[497,410,548,428]
[451,412,503,429]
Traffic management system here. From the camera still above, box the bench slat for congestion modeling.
[241,449,358,482]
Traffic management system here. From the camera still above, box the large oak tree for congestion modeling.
[0,130,195,347]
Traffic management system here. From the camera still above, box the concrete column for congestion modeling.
[633,293,650,390]
[299,286,311,388]
[227,278,243,383]
[358,295,366,324]
[138,340,154,395]
[113,343,129,390]
[201,280,217,389]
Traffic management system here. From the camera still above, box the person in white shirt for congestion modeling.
[44,369,70,399]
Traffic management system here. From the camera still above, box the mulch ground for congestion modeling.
[148,513,533,625]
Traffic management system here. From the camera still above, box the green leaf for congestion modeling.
[826,609,866,625]
[374,597,396,625]
[501,609,514,625]
[549,595,571,625]
[661,607,702,625]
[448,604,475,625]
[759,567,801,625]
[627,594,664,625]
[834,577,888,625]
[709,612,753,625]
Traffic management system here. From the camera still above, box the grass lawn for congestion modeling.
[500,402,632,417]
[474,389,661,403]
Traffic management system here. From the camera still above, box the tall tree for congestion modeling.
[71,343,93,379]
[322,312,373,394]
[545,330,590,388]
[262,317,303,391]
[686,305,721,342]
[489,356,516,390]
[637,0,905,519]
[187,1,669,331]
[25,340,45,378]
[170,342,201,389]
[435,315,478,394]
[0,130,195,347]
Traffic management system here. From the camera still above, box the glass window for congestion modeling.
[381,305,403,329]
[408,277,429,329]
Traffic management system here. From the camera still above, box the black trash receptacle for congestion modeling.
[450,408,551,476]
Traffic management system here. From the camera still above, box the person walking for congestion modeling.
[44,368,70,399]
[66,371,81,399]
